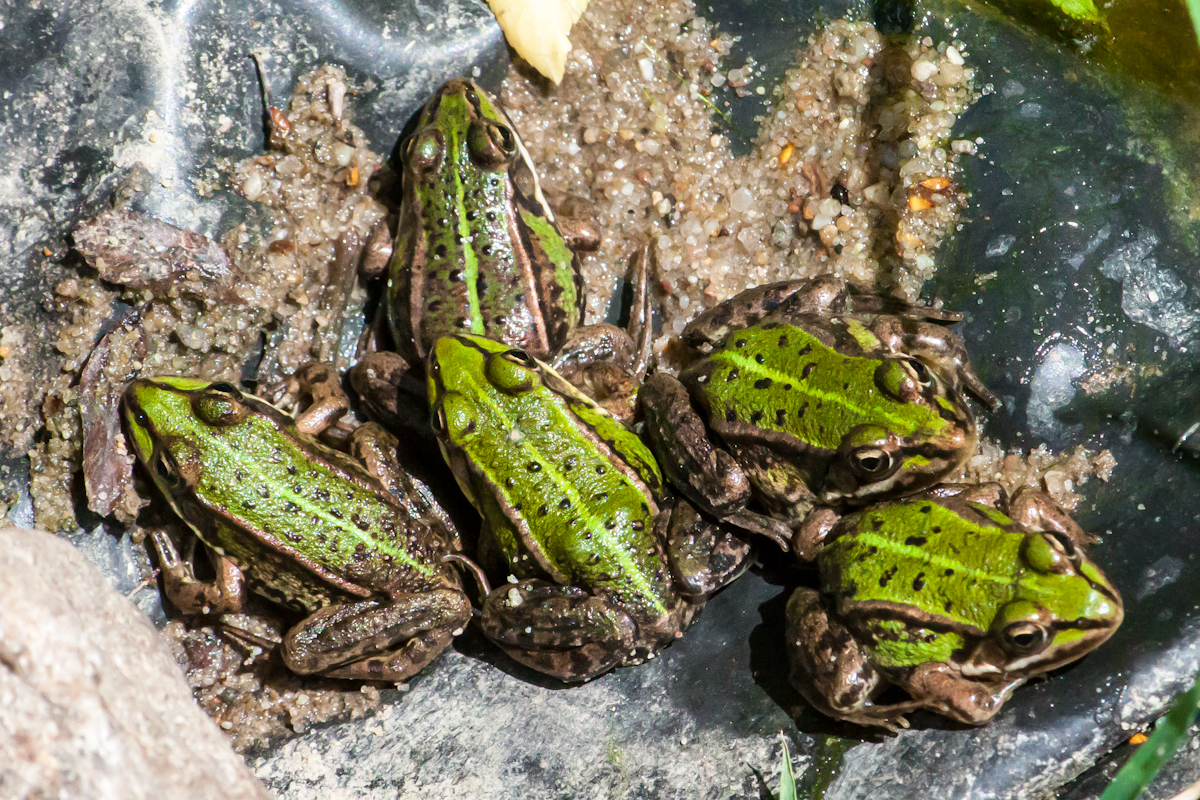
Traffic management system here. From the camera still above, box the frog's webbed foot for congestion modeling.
[150,530,247,616]
[552,244,655,423]
[662,500,757,597]
[869,315,1000,411]
[480,579,637,681]
[640,372,753,516]
[283,589,472,681]
[268,362,355,445]
[348,351,428,433]
[1008,486,1096,547]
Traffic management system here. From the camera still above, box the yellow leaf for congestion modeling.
[487,0,589,84]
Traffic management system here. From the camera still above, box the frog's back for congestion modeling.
[445,359,674,623]
[685,322,947,452]
[821,498,1025,633]
[187,407,450,610]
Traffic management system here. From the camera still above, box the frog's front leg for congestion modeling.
[283,589,472,680]
[1007,486,1096,547]
[868,315,1000,410]
[479,579,637,681]
[786,587,919,731]
[150,530,247,615]
[901,663,1024,726]
[271,362,352,441]
[661,500,756,596]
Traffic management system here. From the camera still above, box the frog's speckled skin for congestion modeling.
[427,335,754,681]
[388,78,584,364]
[786,485,1123,729]
[123,377,471,681]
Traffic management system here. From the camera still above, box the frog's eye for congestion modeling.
[1000,621,1049,656]
[207,381,240,396]
[850,447,896,480]
[906,358,935,389]
[503,349,535,368]
[490,122,516,154]
[468,120,516,167]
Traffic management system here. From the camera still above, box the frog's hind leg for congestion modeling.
[786,587,915,732]
[479,579,637,681]
[150,530,248,615]
[282,589,472,681]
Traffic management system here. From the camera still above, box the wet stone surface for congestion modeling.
[2,0,1200,798]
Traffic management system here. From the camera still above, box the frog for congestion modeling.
[785,483,1123,729]
[424,334,762,681]
[639,274,1001,540]
[353,78,650,425]
[123,376,472,681]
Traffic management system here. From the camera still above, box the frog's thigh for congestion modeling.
[151,531,247,615]
[662,501,756,596]
[903,663,1024,725]
[785,588,888,724]
[1008,486,1095,546]
[348,350,426,431]
[639,373,752,516]
[480,580,637,681]
[282,589,472,680]
[681,279,835,347]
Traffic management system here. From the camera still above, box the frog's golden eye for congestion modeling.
[503,349,535,368]
[1000,621,1049,656]
[490,122,516,154]
[850,447,895,479]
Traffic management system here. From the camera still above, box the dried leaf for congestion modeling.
[487,0,589,84]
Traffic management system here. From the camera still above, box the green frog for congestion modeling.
[786,483,1123,729]
[425,334,760,681]
[123,376,472,681]
[640,275,1000,538]
[355,78,649,423]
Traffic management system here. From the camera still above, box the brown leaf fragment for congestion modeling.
[81,304,150,522]
[73,209,241,302]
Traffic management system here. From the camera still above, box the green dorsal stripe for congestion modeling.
[847,530,1010,587]
[452,131,484,335]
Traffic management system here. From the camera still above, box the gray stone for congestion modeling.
[0,528,273,800]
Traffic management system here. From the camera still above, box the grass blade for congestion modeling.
[1099,670,1200,800]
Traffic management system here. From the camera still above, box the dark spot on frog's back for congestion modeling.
[754,378,772,389]
[797,343,812,357]
[871,516,884,531]
[778,333,788,347]
[725,367,739,382]
[801,362,816,379]
[352,513,371,531]
[912,572,925,591]
[879,565,898,587]
[904,536,927,546]
[750,410,764,423]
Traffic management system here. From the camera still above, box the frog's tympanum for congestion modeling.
[640,275,1000,537]
[785,483,1122,729]
[123,377,471,681]
[426,334,758,681]
[356,78,649,423]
